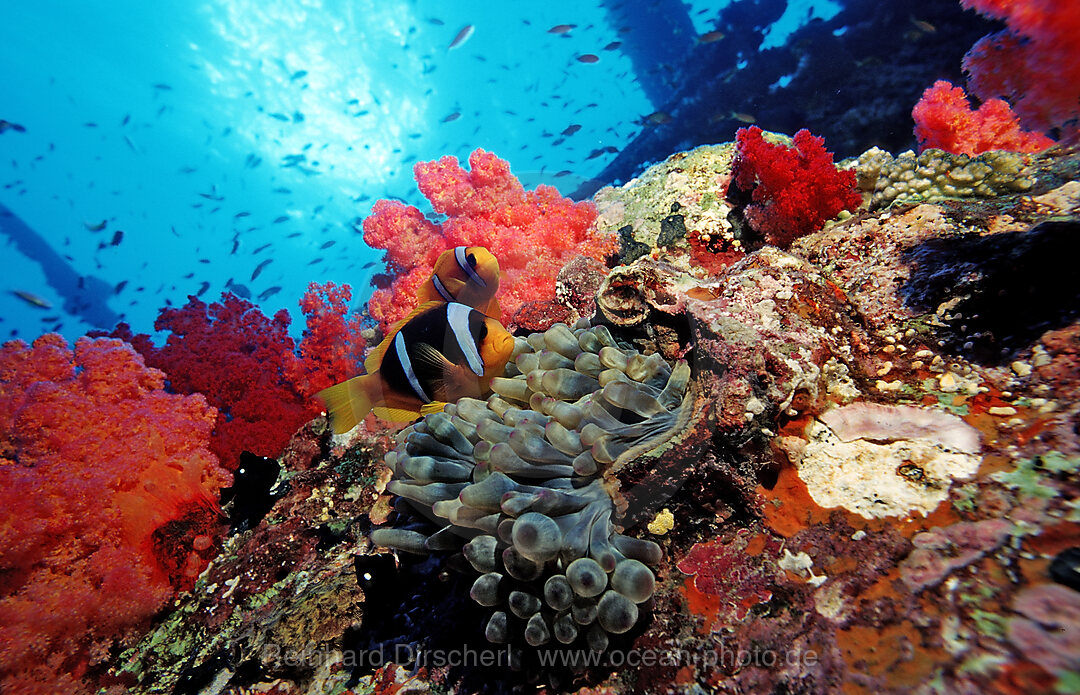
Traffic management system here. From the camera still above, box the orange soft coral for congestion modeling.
[913,80,1056,155]
[0,335,230,695]
[363,149,611,329]
[960,0,1080,139]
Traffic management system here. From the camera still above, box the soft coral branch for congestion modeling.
[363,148,611,329]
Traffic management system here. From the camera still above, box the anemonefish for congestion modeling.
[318,301,515,433]
[416,246,502,319]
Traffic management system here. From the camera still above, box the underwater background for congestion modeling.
[2,0,983,341]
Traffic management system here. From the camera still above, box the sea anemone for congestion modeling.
[372,319,693,652]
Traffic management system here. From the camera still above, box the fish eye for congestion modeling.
[466,253,477,267]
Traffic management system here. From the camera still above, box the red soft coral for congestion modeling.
[0,335,229,694]
[289,281,367,395]
[913,80,1056,155]
[960,0,1080,139]
[130,293,318,468]
[363,148,611,329]
[731,126,862,248]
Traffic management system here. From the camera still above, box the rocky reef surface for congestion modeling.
[112,140,1080,695]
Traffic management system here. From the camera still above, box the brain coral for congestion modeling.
[372,319,694,654]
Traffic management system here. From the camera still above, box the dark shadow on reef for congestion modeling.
[900,220,1080,366]
[574,0,1000,199]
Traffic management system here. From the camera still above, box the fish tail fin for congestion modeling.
[318,374,377,434]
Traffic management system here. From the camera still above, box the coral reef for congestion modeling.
[0,335,229,695]
[77,139,1080,695]
[363,149,614,329]
[912,80,1055,155]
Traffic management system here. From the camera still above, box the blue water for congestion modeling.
[1,0,838,342]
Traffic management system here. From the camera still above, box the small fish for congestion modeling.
[548,24,575,34]
[226,280,251,299]
[427,17,444,25]
[257,286,282,301]
[234,211,251,219]
[268,112,290,122]
[448,24,474,50]
[442,111,461,123]
[576,54,600,64]
[696,30,725,43]
[272,215,290,224]
[910,17,936,33]
[730,111,756,124]
[416,246,501,319]
[603,41,622,51]
[251,258,272,281]
[272,187,292,194]
[83,219,107,232]
[318,301,515,432]
[290,69,308,81]
[561,124,581,136]
[123,134,139,153]
[152,82,172,90]
[0,120,27,134]
[196,281,210,297]
[644,111,673,125]
[109,230,124,246]
[12,290,51,308]
[114,280,128,294]
[320,240,336,249]
[253,242,272,254]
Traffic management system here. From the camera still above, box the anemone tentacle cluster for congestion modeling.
[371,319,692,652]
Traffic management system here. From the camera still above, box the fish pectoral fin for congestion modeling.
[419,401,450,416]
[371,406,422,422]
[412,342,457,380]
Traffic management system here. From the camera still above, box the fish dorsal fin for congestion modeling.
[364,300,446,373]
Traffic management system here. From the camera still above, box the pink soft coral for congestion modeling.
[913,80,1056,155]
[731,126,862,248]
[960,0,1080,139]
[363,149,611,329]
[0,335,229,694]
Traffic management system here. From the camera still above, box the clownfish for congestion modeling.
[416,246,502,319]
[318,301,515,433]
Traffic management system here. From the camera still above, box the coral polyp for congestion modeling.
[372,318,690,652]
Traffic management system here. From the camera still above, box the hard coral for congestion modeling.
[960,0,1080,139]
[0,335,229,695]
[731,127,862,248]
[363,149,612,329]
[912,80,1055,155]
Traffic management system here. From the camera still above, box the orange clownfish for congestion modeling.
[416,246,502,319]
[318,301,515,433]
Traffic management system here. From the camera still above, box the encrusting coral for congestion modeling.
[371,318,694,654]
